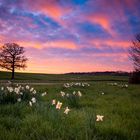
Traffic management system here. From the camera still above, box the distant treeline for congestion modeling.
[65,71,130,76]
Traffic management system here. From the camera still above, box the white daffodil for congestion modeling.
[75,83,78,86]
[52,99,56,105]
[29,101,32,106]
[26,85,30,89]
[78,91,82,97]
[18,85,21,90]
[14,87,20,94]
[87,83,90,86]
[30,87,34,92]
[60,91,65,97]
[66,93,69,97]
[17,98,21,102]
[31,97,36,103]
[8,81,11,84]
[73,91,76,95]
[114,83,117,86]
[64,107,70,115]
[64,83,70,88]
[101,92,104,95]
[7,87,13,93]
[56,101,62,109]
[125,84,128,87]
[41,92,47,96]
[96,115,104,121]
[20,92,23,95]
[1,87,4,91]
[32,90,36,94]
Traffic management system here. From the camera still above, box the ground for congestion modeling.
[0,73,140,140]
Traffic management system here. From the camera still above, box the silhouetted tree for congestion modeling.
[0,43,28,79]
[129,34,140,84]
[129,34,140,72]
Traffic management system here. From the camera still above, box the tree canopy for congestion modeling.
[129,34,140,72]
[0,43,28,79]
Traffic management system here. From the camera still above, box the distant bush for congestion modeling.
[129,71,140,84]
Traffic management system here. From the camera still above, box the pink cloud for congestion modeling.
[90,39,131,48]
[15,40,78,50]
[25,0,73,22]
[86,14,114,35]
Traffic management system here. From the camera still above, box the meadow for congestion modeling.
[0,72,140,140]
[0,71,128,82]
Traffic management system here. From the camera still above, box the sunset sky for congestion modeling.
[0,0,140,73]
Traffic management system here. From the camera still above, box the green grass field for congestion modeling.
[0,72,140,140]
[0,71,128,82]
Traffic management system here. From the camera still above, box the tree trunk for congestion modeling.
[11,57,15,80]
[11,67,15,80]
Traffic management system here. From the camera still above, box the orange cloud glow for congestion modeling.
[46,40,77,49]
[39,3,63,19]
[90,39,131,48]
[16,40,78,50]
[18,55,131,74]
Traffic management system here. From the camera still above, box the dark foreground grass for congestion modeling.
[0,81,140,140]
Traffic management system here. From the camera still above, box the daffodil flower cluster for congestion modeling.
[0,83,71,116]
[0,84,39,104]
[60,91,82,97]
[60,91,82,108]
[51,99,70,115]
[64,82,90,88]
[108,83,128,88]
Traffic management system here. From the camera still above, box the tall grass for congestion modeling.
[0,81,140,140]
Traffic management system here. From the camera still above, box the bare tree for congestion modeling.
[0,43,28,79]
[129,34,140,72]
